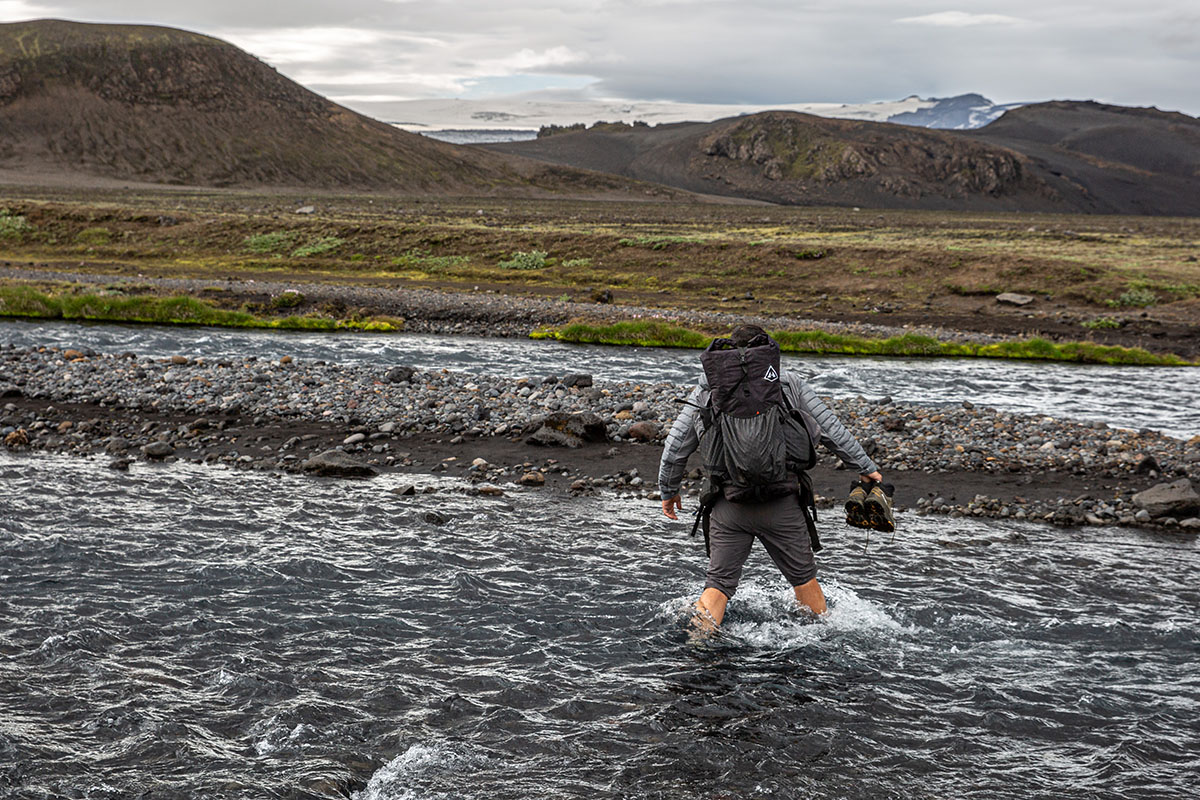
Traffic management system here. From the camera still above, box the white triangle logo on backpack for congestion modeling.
[763,365,778,382]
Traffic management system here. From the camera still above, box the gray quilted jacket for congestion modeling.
[657,369,879,498]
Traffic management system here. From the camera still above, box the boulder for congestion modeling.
[0,385,21,398]
[996,292,1036,306]
[627,421,660,442]
[301,449,378,478]
[524,412,608,448]
[518,471,546,486]
[1133,454,1160,475]
[141,441,175,459]
[4,428,28,447]
[384,366,417,383]
[1180,518,1200,531]
[1132,479,1200,518]
[562,373,593,388]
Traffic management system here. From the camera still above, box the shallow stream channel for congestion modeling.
[2,319,1198,438]
[2,320,1199,798]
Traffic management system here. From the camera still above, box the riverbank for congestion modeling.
[1,191,1198,361]
[1,268,1194,366]
[3,343,1198,532]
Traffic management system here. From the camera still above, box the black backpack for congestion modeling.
[691,333,824,550]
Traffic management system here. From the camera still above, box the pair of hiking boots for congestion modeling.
[845,480,895,533]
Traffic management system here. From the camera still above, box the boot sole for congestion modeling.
[844,497,870,528]
[864,495,895,533]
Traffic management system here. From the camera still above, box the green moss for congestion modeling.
[0,285,403,333]
[244,231,297,253]
[292,236,344,258]
[270,290,305,309]
[498,250,549,269]
[535,319,1193,366]
[1108,286,1158,308]
[618,236,702,250]
[0,209,34,239]
[76,226,111,245]
[390,250,470,273]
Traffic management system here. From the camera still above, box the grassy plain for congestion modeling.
[0,187,1197,361]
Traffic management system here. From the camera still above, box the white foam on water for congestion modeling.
[658,578,908,649]
[352,742,487,800]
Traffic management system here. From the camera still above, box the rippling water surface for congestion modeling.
[2,320,1197,437]
[2,452,1197,798]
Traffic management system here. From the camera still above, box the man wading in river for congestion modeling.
[658,325,888,631]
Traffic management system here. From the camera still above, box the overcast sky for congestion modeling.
[1,1,1197,114]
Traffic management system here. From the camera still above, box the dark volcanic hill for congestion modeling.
[0,19,674,196]
[967,101,1200,215]
[488,104,1200,214]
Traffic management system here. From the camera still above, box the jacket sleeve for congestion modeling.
[657,383,704,498]
[785,372,879,475]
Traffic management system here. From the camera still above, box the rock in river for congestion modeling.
[141,441,175,459]
[302,449,378,478]
[1132,479,1200,518]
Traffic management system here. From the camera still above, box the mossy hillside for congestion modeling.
[5,198,1198,316]
[535,320,1195,366]
[0,284,403,332]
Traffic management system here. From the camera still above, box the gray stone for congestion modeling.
[1132,479,1200,518]
[996,292,1036,306]
[524,412,608,448]
[627,421,660,442]
[1180,517,1200,531]
[1134,509,1152,523]
[301,449,378,478]
[384,366,416,384]
[343,433,367,445]
[561,373,593,388]
[141,441,175,459]
[295,205,316,214]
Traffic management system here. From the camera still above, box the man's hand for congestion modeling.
[662,494,683,520]
[860,471,883,484]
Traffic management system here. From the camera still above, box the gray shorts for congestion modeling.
[705,493,816,598]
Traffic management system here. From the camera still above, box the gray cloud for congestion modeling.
[2,1,1196,114]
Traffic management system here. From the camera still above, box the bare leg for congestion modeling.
[691,587,729,633]
[793,578,827,615]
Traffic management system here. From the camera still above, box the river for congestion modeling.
[2,451,1197,799]
[2,320,1197,438]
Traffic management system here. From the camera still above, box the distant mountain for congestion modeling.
[485,103,1200,214]
[486,112,1059,211]
[888,93,1026,130]
[379,94,1024,142]
[0,19,678,198]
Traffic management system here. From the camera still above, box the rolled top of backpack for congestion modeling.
[701,335,783,417]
